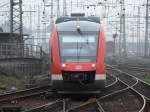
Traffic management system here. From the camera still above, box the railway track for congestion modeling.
[105,73,117,87]
[99,88,145,112]
[0,73,117,112]
[23,70,146,112]
[105,92,143,111]
[1,67,149,112]
[97,79,127,97]
[0,85,52,103]
[111,64,150,99]
[23,99,65,112]
[66,82,145,112]
[118,64,150,73]
[0,85,57,111]
[66,66,146,112]
[68,99,105,112]
[0,74,117,112]
[107,65,150,112]
[0,74,116,100]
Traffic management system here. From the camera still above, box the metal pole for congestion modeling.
[138,7,141,56]
[63,0,67,16]
[51,0,53,23]
[113,34,117,57]
[71,0,72,13]
[137,13,139,56]
[37,5,41,39]
[119,0,126,57]
[10,0,23,42]
[10,0,13,33]
[19,0,23,42]
[119,0,123,56]
[114,37,116,57]
[122,0,126,56]
[57,0,60,17]
[137,6,141,56]
[132,28,135,53]
[30,5,32,38]
[144,0,149,57]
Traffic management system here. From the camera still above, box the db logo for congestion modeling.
[76,65,82,70]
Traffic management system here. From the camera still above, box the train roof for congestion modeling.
[56,16,100,24]
[56,20,100,32]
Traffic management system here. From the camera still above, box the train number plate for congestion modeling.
[76,65,82,70]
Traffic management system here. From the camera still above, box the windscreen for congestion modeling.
[57,21,100,63]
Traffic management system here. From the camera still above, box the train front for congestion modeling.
[50,16,106,93]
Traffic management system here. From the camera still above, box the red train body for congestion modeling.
[50,15,106,93]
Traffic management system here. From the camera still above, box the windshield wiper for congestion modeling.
[76,32,90,63]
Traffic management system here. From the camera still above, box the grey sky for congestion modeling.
[0,0,147,41]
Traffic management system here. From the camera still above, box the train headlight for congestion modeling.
[62,64,66,68]
[91,64,96,68]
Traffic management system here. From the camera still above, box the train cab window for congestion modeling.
[57,21,100,63]
[58,32,99,62]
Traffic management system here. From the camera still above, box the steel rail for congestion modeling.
[98,88,146,112]
[22,99,63,112]
[0,85,52,103]
[107,65,150,100]
[107,65,148,112]
[105,73,118,88]
[67,98,105,112]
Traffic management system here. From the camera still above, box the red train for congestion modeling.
[50,14,106,93]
